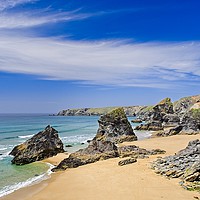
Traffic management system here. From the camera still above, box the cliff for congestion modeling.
[57,106,145,116]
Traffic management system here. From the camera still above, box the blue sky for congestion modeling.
[0,0,200,113]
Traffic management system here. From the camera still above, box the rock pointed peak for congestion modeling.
[158,97,172,105]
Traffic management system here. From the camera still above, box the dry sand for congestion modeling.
[2,134,200,200]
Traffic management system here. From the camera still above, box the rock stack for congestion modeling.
[94,107,137,143]
[10,125,64,165]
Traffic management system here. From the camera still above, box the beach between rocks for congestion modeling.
[2,134,200,200]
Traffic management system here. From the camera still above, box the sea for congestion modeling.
[0,114,151,198]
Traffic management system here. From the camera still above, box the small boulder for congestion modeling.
[118,158,137,166]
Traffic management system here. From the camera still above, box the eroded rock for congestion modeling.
[10,125,64,165]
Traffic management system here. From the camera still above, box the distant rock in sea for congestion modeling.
[9,125,64,165]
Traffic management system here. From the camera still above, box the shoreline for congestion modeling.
[1,134,200,200]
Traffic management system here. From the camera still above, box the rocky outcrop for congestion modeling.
[118,158,137,166]
[173,95,200,118]
[57,106,145,117]
[179,108,200,134]
[134,121,163,131]
[135,98,175,131]
[152,139,200,191]
[52,140,119,171]
[93,108,137,143]
[10,125,64,165]
[118,145,166,158]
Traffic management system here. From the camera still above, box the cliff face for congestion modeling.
[57,106,145,117]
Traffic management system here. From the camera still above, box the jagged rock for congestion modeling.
[93,108,137,143]
[10,125,64,165]
[52,140,119,171]
[135,98,174,131]
[152,139,200,188]
[173,95,200,117]
[118,145,166,158]
[118,158,137,166]
[134,121,163,131]
[180,108,200,134]
[162,114,180,127]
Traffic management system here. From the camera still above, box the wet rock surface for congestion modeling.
[10,125,64,165]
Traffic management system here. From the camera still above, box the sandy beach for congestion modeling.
[2,134,200,200]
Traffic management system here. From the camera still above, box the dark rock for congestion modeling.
[134,121,163,131]
[65,145,73,147]
[81,143,84,145]
[173,95,200,117]
[118,145,166,158]
[10,125,64,165]
[131,119,143,123]
[53,140,119,171]
[93,108,137,143]
[162,114,180,127]
[118,158,137,166]
[152,139,200,187]
[180,108,200,134]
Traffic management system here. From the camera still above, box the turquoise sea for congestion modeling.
[0,114,151,197]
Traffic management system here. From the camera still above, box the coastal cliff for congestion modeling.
[57,106,145,116]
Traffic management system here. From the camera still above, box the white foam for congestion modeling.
[0,148,7,151]
[61,134,94,144]
[18,134,34,139]
[0,163,53,198]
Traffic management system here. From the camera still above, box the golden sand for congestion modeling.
[2,134,200,200]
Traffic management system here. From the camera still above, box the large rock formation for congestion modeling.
[135,98,175,131]
[173,95,200,118]
[10,125,64,165]
[53,140,119,171]
[93,107,137,143]
[152,139,200,191]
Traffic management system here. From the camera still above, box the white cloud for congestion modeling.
[0,35,200,88]
[0,11,90,28]
[0,0,37,11]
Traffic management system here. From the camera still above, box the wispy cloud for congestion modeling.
[0,35,200,89]
[0,0,37,11]
[0,10,90,29]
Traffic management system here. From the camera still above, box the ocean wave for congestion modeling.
[0,147,7,151]
[0,163,53,198]
[18,134,34,139]
[61,134,94,144]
